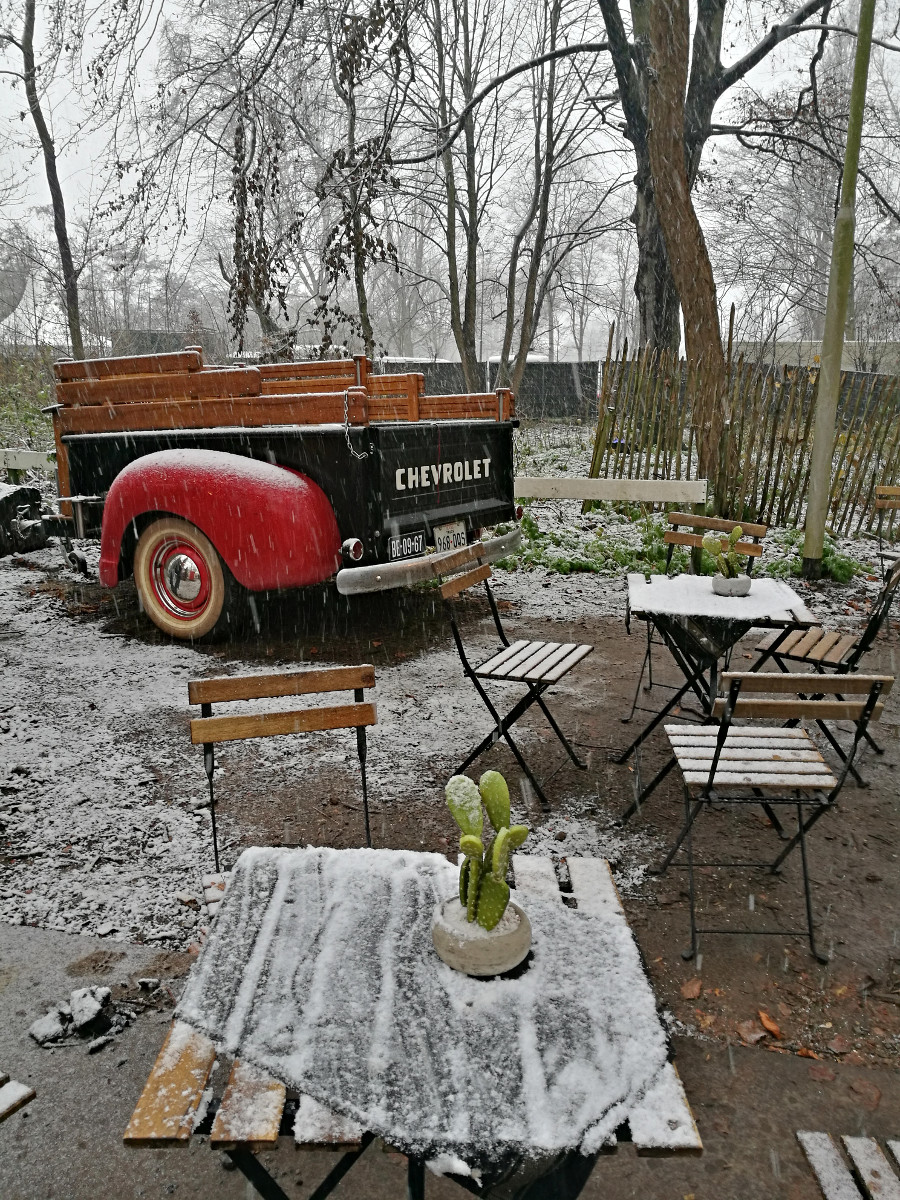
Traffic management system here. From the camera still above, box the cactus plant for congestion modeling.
[702,525,744,579]
[445,770,529,930]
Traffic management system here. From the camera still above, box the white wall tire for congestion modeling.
[133,517,229,639]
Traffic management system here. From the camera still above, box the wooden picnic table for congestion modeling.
[617,573,818,817]
[124,846,701,1198]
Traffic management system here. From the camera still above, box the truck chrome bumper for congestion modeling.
[336,527,522,595]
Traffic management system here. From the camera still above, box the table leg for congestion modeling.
[408,1155,426,1199]
[226,1149,293,1200]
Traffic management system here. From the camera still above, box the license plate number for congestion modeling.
[434,520,467,554]
[389,531,426,560]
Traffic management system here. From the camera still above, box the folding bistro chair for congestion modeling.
[188,666,377,869]
[752,559,900,778]
[627,513,769,721]
[654,671,892,963]
[874,485,900,577]
[437,544,593,811]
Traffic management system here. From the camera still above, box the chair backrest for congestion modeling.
[664,512,767,574]
[875,485,900,512]
[188,665,376,746]
[714,671,892,723]
[854,558,900,660]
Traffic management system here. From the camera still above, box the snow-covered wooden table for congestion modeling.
[618,574,817,819]
[124,846,701,1198]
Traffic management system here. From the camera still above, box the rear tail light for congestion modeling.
[342,537,364,562]
[515,505,524,520]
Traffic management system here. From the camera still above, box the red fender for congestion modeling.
[98,449,342,590]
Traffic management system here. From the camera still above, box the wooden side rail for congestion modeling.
[367,373,425,421]
[56,367,261,406]
[54,349,203,382]
[515,477,708,504]
[420,390,513,421]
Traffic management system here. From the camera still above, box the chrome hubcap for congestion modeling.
[164,553,203,602]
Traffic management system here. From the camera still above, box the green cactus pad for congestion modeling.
[507,824,529,849]
[459,834,484,859]
[446,775,483,836]
[459,857,470,906]
[491,827,512,881]
[476,874,511,931]
[466,856,482,922]
[479,770,510,832]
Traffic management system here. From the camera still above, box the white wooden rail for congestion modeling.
[1,448,56,475]
[514,476,707,504]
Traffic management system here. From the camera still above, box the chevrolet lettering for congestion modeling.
[395,458,491,491]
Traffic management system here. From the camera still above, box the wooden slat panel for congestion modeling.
[678,757,832,775]
[505,642,575,680]
[721,672,893,695]
[210,1061,286,1152]
[190,702,376,745]
[475,639,531,676]
[663,530,763,556]
[58,390,369,435]
[568,857,626,923]
[420,393,500,420]
[806,632,844,662]
[664,724,809,740]
[57,367,261,406]
[489,641,556,678]
[629,1063,703,1155]
[54,351,203,381]
[189,666,375,705]
[667,512,767,537]
[0,1080,36,1122]
[511,855,561,903]
[789,628,830,658]
[875,486,900,497]
[674,746,823,762]
[822,634,859,665]
[797,1132,864,1200]
[440,563,491,599]
[684,769,835,788]
[841,1137,900,1200]
[124,1021,216,1146]
[875,499,900,509]
[260,377,357,396]
[712,698,885,720]
[293,1094,364,1148]
[539,643,593,681]
[513,477,708,504]
[766,629,811,656]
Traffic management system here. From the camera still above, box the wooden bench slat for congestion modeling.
[720,672,893,695]
[539,643,593,682]
[511,855,561,903]
[124,1021,216,1146]
[666,512,767,537]
[797,1132,865,1200]
[210,1060,286,1151]
[0,1080,36,1122]
[629,1063,703,1155]
[190,703,377,745]
[475,639,531,676]
[841,1137,900,1200]
[293,1094,365,1148]
[505,641,576,680]
[189,666,375,706]
[440,563,491,600]
[513,477,708,503]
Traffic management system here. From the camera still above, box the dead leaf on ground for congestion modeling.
[827,1035,851,1054]
[681,977,702,1000]
[736,1018,767,1045]
[808,1063,836,1082]
[797,1047,820,1059]
[848,1079,881,1110]
[758,1010,783,1039]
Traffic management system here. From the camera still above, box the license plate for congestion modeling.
[389,530,426,560]
[434,520,467,554]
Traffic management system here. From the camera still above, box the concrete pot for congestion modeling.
[711,573,751,597]
[431,897,532,976]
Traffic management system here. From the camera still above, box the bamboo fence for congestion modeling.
[587,343,900,537]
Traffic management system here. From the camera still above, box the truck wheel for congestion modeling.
[133,517,233,639]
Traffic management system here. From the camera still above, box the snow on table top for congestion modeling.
[176,845,670,1172]
[627,573,814,622]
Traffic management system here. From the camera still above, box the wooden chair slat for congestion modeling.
[875,498,900,509]
[504,641,576,680]
[712,698,885,720]
[0,1080,36,1122]
[475,639,531,676]
[666,512,767,537]
[124,1021,216,1146]
[189,666,375,705]
[209,1060,285,1151]
[629,1063,703,1155]
[432,542,485,576]
[797,1132,865,1200]
[663,724,810,740]
[674,746,823,762]
[439,563,491,599]
[679,757,831,775]
[821,634,859,664]
[684,770,835,788]
[772,629,811,655]
[841,1136,900,1200]
[293,1094,364,1148]
[804,631,844,662]
[481,639,549,678]
[191,703,377,745]
[875,486,900,497]
[540,643,593,682]
[720,671,893,695]
[511,855,561,903]
[663,530,763,556]
[786,628,830,658]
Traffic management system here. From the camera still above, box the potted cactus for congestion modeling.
[702,526,752,596]
[431,771,532,976]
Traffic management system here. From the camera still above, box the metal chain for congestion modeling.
[344,390,369,460]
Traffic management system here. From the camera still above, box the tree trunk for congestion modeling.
[646,0,725,487]
[22,0,83,358]
[631,165,681,352]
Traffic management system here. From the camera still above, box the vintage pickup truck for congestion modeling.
[45,348,520,639]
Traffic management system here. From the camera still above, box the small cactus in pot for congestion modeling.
[702,526,752,595]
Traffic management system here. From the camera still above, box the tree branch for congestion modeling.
[717,0,829,95]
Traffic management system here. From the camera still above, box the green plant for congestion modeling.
[445,771,529,930]
[701,526,744,578]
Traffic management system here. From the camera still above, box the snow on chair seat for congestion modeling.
[123,1021,217,1146]
[0,1073,36,1123]
[209,1060,286,1153]
[798,1131,900,1200]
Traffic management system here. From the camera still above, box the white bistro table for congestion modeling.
[125,846,701,1199]
[617,573,817,818]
